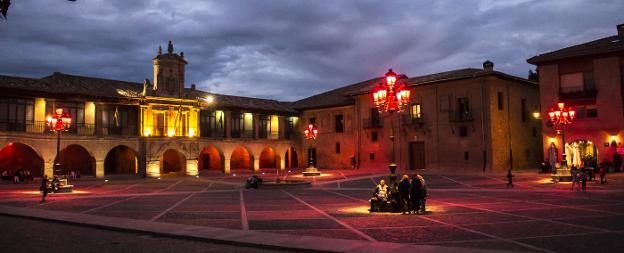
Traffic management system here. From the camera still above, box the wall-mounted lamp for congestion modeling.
[532,112,540,119]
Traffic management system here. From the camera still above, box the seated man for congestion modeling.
[370,179,389,212]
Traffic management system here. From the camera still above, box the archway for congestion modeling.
[104,145,138,175]
[161,149,186,174]
[56,144,95,176]
[285,147,299,168]
[259,147,279,169]
[199,145,223,171]
[0,143,44,178]
[230,146,252,170]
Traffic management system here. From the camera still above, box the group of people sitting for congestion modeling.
[370,174,427,214]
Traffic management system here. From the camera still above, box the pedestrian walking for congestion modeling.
[410,174,422,214]
[599,166,607,184]
[398,175,411,214]
[506,170,514,188]
[40,175,49,203]
[13,171,20,184]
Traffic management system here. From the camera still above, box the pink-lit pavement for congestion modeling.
[1,169,624,253]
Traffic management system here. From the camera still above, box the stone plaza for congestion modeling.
[1,169,623,253]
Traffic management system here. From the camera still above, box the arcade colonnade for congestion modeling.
[0,134,300,178]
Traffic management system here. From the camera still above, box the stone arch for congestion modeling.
[230,145,253,171]
[56,144,96,176]
[0,142,45,178]
[104,145,139,175]
[284,147,299,169]
[198,145,224,172]
[259,146,280,169]
[161,149,186,174]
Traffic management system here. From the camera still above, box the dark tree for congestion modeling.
[1,0,75,21]
[528,67,539,82]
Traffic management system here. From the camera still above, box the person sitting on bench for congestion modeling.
[370,179,389,212]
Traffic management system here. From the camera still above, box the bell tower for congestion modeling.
[152,40,187,97]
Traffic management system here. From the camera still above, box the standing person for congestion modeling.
[581,167,587,192]
[13,170,20,184]
[506,170,514,188]
[398,175,411,214]
[570,166,578,191]
[410,174,422,214]
[599,166,607,184]
[40,175,49,203]
[417,175,428,214]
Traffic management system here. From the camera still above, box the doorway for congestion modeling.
[409,141,426,170]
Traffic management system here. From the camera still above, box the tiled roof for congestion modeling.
[527,35,624,64]
[183,89,298,114]
[291,68,534,110]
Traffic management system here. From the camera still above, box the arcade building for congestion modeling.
[0,41,542,179]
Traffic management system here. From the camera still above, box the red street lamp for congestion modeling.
[302,123,321,176]
[371,69,411,179]
[548,102,575,167]
[46,107,72,175]
[303,123,318,140]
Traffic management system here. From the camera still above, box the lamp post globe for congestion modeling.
[46,106,72,176]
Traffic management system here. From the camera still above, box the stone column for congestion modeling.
[95,160,105,178]
[44,160,54,178]
[280,155,286,170]
[146,160,161,178]
[186,159,198,176]
[253,158,260,172]
[223,158,231,174]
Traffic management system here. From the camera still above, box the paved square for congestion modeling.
[1,169,623,253]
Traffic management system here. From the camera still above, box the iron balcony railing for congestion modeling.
[559,87,597,100]
[402,114,425,126]
[449,110,473,122]
[363,118,383,129]
[231,130,254,139]
[103,126,137,136]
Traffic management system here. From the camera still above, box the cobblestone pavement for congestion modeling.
[1,169,624,253]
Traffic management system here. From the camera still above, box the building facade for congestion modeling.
[0,42,541,179]
[528,24,624,169]
[294,62,541,172]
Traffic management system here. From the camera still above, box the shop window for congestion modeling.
[459,126,468,137]
[335,142,340,154]
[369,152,375,161]
[497,92,503,110]
[371,131,378,141]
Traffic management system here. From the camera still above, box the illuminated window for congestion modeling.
[411,103,421,119]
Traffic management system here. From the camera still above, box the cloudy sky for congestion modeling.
[0,0,622,101]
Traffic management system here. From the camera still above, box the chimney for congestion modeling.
[190,83,196,90]
[618,23,624,38]
[483,60,494,71]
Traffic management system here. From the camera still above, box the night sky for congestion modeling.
[0,0,622,101]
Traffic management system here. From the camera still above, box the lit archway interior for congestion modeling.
[56,144,95,176]
[0,143,44,178]
[161,149,186,174]
[259,147,279,169]
[230,146,252,170]
[199,145,223,171]
[104,145,138,175]
[285,147,298,168]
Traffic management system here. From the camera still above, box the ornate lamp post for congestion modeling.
[46,107,72,175]
[302,123,321,176]
[372,69,411,181]
[548,102,575,167]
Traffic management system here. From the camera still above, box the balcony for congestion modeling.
[201,128,225,139]
[449,111,473,122]
[231,130,254,139]
[103,126,137,136]
[259,130,279,139]
[559,87,597,100]
[402,114,425,127]
[363,118,383,129]
[67,123,96,136]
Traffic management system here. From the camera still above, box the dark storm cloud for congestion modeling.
[0,0,622,101]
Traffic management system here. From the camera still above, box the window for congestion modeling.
[309,117,316,125]
[456,97,471,121]
[583,71,595,91]
[231,112,243,138]
[586,108,598,118]
[335,143,340,154]
[102,105,136,135]
[0,97,34,132]
[285,117,297,139]
[411,103,422,119]
[369,108,380,127]
[497,92,503,110]
[154,112,165,136]
[464,152,469,160]
[335,114,344,132]
[459,126,468,137]
[46,101,84,134]
[369,152,375,161]
[200,110,225,138]
[371,131,378,141]
[560,73,583,93]
[521,99,527,122]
